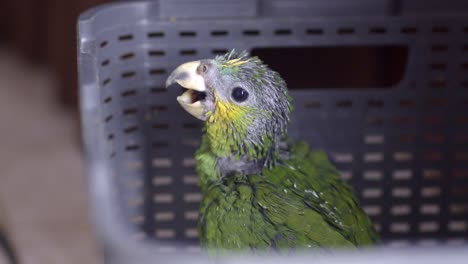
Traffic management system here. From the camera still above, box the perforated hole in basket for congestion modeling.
[243,29,260,36]
[337,28,355,35]
[306,28,324,35]
[211,30,228,37]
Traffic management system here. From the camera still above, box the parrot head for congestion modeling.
[166,50,292,162]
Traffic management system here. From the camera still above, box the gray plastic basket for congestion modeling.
[78,0,468,263]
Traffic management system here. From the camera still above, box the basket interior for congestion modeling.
[89,11,468,250]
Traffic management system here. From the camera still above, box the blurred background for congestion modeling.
[0,1,112,263]
[0,0,113,107]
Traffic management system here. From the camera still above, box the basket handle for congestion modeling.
[159,0,404,19]
[159,0,259,19]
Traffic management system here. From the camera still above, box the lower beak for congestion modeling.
[165,61,207,120]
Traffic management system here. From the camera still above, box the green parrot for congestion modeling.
[165,50,379,253]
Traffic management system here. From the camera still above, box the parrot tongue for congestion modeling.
[177,88,207,105]
[176,88,207,120]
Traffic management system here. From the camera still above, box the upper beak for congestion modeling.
[165,61,206,92]
[165,60,207,120]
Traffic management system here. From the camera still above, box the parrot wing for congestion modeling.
[264,140,380,246]
[198,141,378,252]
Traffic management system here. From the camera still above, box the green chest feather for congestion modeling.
[196,141,379,252]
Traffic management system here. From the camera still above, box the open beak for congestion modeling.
[165,60,207,120]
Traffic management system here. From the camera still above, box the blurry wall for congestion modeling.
[0,0,112,108]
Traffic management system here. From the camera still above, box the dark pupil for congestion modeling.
[232,87,249,102]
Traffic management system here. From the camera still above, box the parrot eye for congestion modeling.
[231,87,249,102]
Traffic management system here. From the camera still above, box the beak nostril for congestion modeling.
[198,63,208,74]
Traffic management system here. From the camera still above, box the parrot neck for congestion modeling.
[202,131,280,177]
[204,123,279,161]
[203,122,282,177]
[204,100,273,160]
[201,98,289,177]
